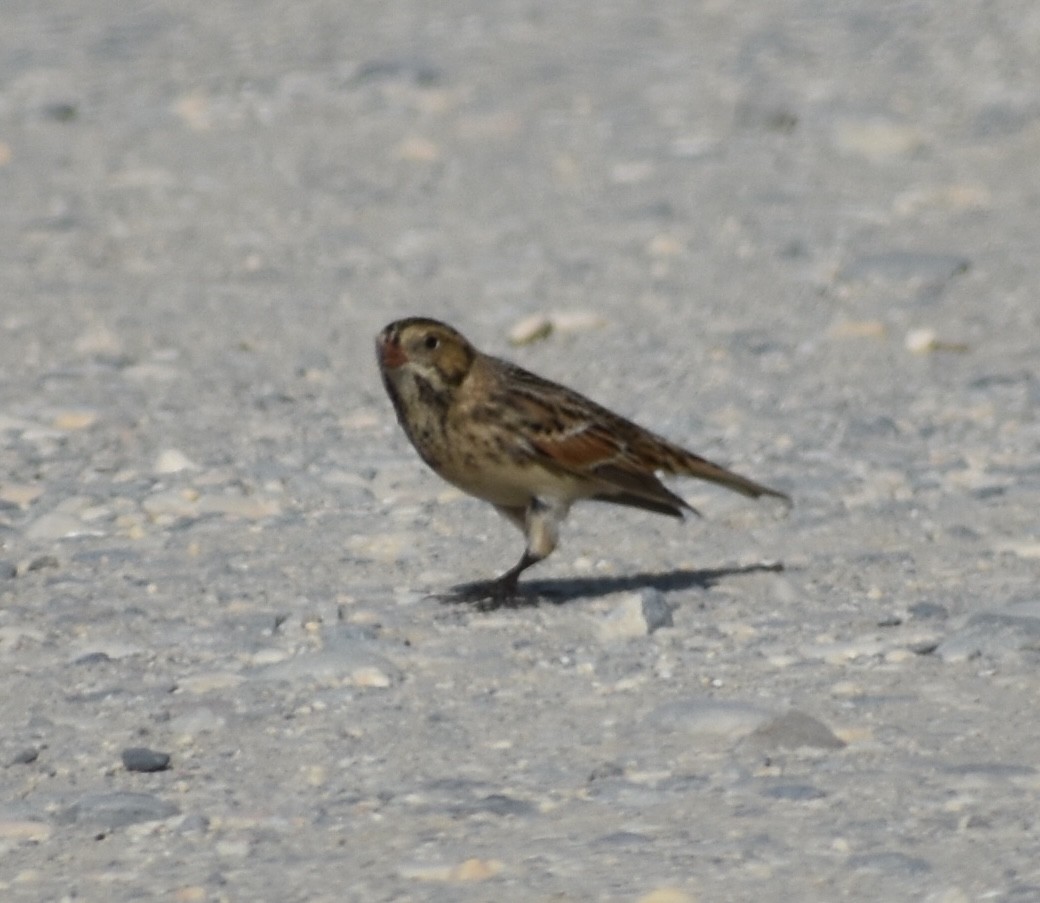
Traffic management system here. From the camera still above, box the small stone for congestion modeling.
[24,511,92,541]
[173,91,213,130]
[395,136,440,162]
[452,858,503,881]
[52,410,97,431]
[833,118,925,160]
[346,531,414,562]
[923,889,971,903]
[0,820,52,842]
[830,681,865,698]
[462,794,535,817]
[177,814,211,834]
[215,839,251,858]
[841,252,970,284]
[993,540,1040,560]
[255,644,400,688]
[399,862,456,882]
[847,851,932,875]
[153,449,198,474]
[73,651,113,666]
[909,639,940,655]
[302,765,328,787]
[936,602,1040,662]
[350,666,392,688]
[905,328,937,353]
[508,314,553,346]
[43,101,78,122]
[598,594,647,640]
[762,783,827,801]
[646,234,684,258]
[250,648,290,666]
[829,320,887,339]
[747,710,846,751]
[895,184,990,216]
[0,626,45,651]
[74,324,123,356]
[508,311,606,346]
[599,590,674,640]
[169,707,226,736]
[611,160,654,184]
[909,602,948,620]
[177,672,246,694]
[70,640,141,662]
[671,135,718,159]
[0,483,44,508]
[588,762,625,782]
[802,636,888,663]
[26,555,60,573]
[353,57,442,86]
[10,747,40,765]
[58,791,180,829]
[122,747,172,773]
[549,310,606,333]
[196,492,281,520]
[400,858,504,882]
[637,889,697,903]
[142,488,199,519]
[648,700,768,743]
[640,589,674,633]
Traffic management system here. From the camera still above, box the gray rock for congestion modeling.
[944,763,1035,779]
[847,852,932,875]
[454,794,536,818]
[640,588,674,633]
[761,783,827,801]
[909,602,949,620]
[598,589,675,640]
[648,700,770,743]
[936,601,1040,662]
[121,747,172,773]
[839,252,970,283]
[746,711,846,751]
[57,792,180,829]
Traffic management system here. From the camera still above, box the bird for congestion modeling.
[376,317,789,607]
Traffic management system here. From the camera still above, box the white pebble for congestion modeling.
[905,327,937,353]
[154,448,198,474]
[508,314,553,345]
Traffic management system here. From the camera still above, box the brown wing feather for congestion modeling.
[492,356,789,507]
[530,427,620,470]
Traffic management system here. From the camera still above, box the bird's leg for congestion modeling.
[443,497,567,609]
[480,549,542,605]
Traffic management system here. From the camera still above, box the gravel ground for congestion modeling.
[2,2,1040,901]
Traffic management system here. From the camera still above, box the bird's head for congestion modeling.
[376,318,476,388]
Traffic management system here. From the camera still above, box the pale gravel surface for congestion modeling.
[2,2,1040,901]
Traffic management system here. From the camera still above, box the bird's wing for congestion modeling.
[495,359,788,507]
[493,371,694,516]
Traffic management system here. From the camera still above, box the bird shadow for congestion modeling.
[440,561,785,609]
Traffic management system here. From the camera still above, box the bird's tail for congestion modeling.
[658,443,790,504]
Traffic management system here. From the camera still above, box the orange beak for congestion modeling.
[378,332,408,369]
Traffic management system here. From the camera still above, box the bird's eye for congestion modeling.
[423,335,440,350]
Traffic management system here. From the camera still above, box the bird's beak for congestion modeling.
[378,331,407,369]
